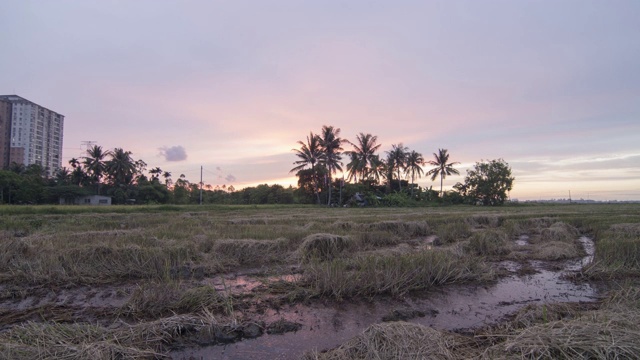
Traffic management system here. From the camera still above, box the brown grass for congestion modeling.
[303,321,476,360]
[213,238,289,266]
[298,233,353,262]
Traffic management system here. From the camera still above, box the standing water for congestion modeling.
[172,237,601,360]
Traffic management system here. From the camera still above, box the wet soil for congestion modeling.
[171,236,602,360]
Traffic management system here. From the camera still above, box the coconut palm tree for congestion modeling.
[368,155,386,185]
[347,133,381,181]
[105,148,137,186]
[319,125,345,205]
[291,132,325,204]
[68,158,80,169]
[54,167,71,185]
[163,171,172,187]
[427,148,460,197]
[345,151,362,183]
[149,167,163,182]
[83,145,110,194]
[386,143,408,191]
[405,150,425,197]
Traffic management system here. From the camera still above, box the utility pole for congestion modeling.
[199,166,203,205]
[569,190,572,204]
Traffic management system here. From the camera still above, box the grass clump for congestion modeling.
[466,214,503,228]
[435,221,471,244]
[213,238,289,266]
[298,233,353,262]
[491,309,640,359]
[120,283,227,319]
[585,222,640,278]
[302,321,474,360]
[360,221,430,237]
[532,241,581,260]
[539,222,579,243]
[302,249,490,299]
[467,230,509,256]
[0,321,163,360]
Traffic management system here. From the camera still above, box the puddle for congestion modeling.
[201,274,302,295]
[515,235,529,246]
[172,237,602,360]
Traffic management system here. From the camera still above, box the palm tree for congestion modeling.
[386,143,408,190]
[347,133,381,181]
[427,148,460,197]
[405,150,425,197]
[68,158,80,169]
[149,167,163,182]
[106,148,137,186]
[83,145,110,194]
[345,151,362,183]
[70,166,89,186]
[163,171,172,187]
[54,167,71,185]
[368,154,386,185]
[291,132,324,204]
[319,125,345,206]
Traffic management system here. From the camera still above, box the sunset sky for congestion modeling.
[1,1,639,200]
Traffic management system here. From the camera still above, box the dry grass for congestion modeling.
[1,204,640,358]
[467,230,509,256]
[303,321,476,360]
[359,221,430,237]
[213,238,289,266]
[539,222,579,243]
[302,248,492,299]
[466,214,504,228]
[531,241,581,260]
[435,221,472,244]
[298,233,353,262]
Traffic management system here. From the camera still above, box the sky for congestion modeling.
[1,0,639,201]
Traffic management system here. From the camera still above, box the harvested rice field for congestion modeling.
[0,203,639,359]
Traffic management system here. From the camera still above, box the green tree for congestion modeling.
[0,170,21,203]
[291,132,325,204]
[405,150,425,197]
[459,159,515,205]
[427,148,460,197]
[83,145,110,195]
[105,148,137,186]
[386,143,408,191]
[319,125,345,205]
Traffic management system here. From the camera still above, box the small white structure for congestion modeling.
[59,195,112,206]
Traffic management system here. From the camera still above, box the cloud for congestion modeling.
[159,146,187,162]
[225,174,237,182]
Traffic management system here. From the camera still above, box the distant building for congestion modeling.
[59,195,112,206]
[0,95,64,176]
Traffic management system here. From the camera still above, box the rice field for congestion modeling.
[0,203,638,359]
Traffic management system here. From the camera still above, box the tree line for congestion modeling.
[291,125,515,206]
[0,145,296,205]
[0,131,514,206]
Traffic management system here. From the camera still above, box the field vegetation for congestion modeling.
[0,203,638,359]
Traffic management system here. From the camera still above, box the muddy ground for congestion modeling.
[0,204,637,359]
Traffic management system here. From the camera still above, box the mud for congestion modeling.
[171,236,602,360]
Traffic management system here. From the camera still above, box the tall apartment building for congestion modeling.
[0,95,64,176]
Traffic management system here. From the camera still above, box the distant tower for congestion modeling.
[0,95,64,176]
[80,140,97,156]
